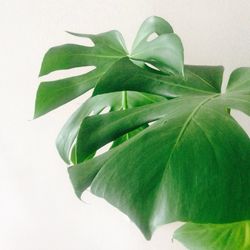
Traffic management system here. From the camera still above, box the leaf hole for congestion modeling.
[39,66,96,82]
[231,109,250,136]
[65,34,95,47]
[145,62,160,72]
[80,37,95,47]
[88,110,95,117]
[80,189,94,203]
[146,32,158,42]
[148,121,157,126]
[95,142,113,157]
[99,106,111,115]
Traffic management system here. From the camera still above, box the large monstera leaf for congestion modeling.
[34,16,250,249]
[68,67,250,240]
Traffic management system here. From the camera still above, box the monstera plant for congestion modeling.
[34,16,250,249]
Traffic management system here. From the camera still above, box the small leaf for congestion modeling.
[227,67,250,93]
[131,33,184,75]
[132,16,173,51]
[212,67,250,116]
[70,144,77,165]
[131,16,184,75]
[174,221,250,250]
[34,16,250,245]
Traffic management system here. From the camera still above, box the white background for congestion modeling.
[1,1,250,249]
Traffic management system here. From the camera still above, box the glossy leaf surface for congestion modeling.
[69,68,250,239]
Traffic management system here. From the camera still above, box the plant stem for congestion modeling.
[122,91,129,140]
[122,91,128,110]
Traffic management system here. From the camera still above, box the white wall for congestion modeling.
[1,1,250,249]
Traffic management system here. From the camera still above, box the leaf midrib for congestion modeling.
[140,72,215,95]
[151,93,220,229]
[186,70,218,91]
[165,94,220,173]
[72,53,125,59]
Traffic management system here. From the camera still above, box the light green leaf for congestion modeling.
[174,221,250,250]
[70,144,77,165]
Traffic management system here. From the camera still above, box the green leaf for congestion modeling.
[68,123,151,199]
[132,16,173,51]
[75,91,165,163]
[70,144,77,165]
[207,68,250,117]
[218,67,250,115]
[227,67,250,93]
[56,92,123,164]
[57,91,165,164]
[76,98,167,161]
[110,124,149,148]
[185,65,224,92]
[34,16,250,247]
[34,16,184,118]
[174,221,250,250]
[68,151,111,198]
[69,68,250,239]
[93,57,222,97]
[131,34,184,75]
[91,97,250,239]
[39,31,128,76]
[131,16,184,75]
[34,30,128,118]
